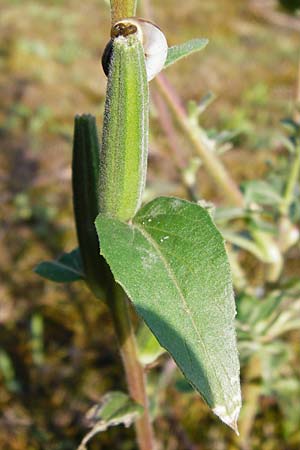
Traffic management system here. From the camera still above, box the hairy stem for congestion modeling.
[110,284,155,450]
[155,73,245,207]
[110,0,137,23]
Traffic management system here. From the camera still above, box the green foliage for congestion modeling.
[136,322,165,366]
[78,391,143,449]
[281,118,300,150]
[34,248,84,282]
[10,0,298,447]
[96,196,241,431]
[278,0,300,12]
[236,283,300,436]
[237,288,300,363]
[72,115,113,299]
[164,38,208,68]
[0,350,20,393]
[242,180,282,207]
[175,377,195,393]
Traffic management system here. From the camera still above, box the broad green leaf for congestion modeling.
[175,377,195,393]
[96,197,241,431]
[34,248,84,283]
[164,38,208,68]
[78,391,143,450]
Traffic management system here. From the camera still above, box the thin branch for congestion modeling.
[155,73,245,207]
[110,0,137,23]
[152,89,199,201]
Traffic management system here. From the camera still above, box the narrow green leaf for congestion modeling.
[242,180,282,206]
[72,115,113,298]
[78,391,143,450]
[96,197,241,431]
[0,349,20,393]
[86,391,143,424]
[164,38,208,68]
[188,92,216,119]
[34,248,84,283]
[222,230,271,262]
[214,207,250,223]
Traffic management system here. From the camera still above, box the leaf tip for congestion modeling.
[33,263,40,274]
[212,403,241,435]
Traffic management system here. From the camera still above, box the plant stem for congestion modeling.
[152,89,199,200]
[109,284,155,450]
[280,144,300,216]
[155,73,245,207]
[105,3,153,447]
[110,0,137,23]
[295,57,300,123]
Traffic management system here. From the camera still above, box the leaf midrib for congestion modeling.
[47,260,84,278]
[133,221,225,401]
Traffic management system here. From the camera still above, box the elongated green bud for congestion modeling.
[72,115,113,299]
[99,35,149,222]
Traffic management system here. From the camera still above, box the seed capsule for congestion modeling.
[102,17,168,81]
[99,31,149,221]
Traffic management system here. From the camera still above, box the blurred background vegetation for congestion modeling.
[1,0,300,449]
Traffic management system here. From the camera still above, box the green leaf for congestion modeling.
[281,117,300,134]
[72,115,113,299]
[78,391,143,450]
[136,322,165,366]
[214,207,250,224]
[175,377,195,393]
[34,248,84,283]
[222,230,271,262]
[164,39,208,68]
[188,92,216,118]
[0,349,20,393]
[96,197,241,432]
[242,180,282,206]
